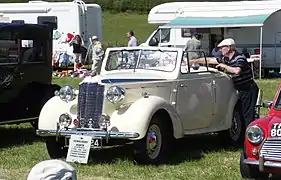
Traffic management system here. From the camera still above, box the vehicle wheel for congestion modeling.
[240,152,269,179]
[218,108,245,147]
[133,116,172,165]
[30,84,60,129]
[45,137,67,159]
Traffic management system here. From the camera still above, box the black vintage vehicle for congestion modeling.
[0,17,60,128]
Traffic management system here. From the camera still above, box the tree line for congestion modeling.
[3,0,249,13]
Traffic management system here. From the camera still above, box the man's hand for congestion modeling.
[215,63,227,69]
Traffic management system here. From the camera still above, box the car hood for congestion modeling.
[81,73,167,84]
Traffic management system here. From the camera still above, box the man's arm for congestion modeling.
[189,57,219,65]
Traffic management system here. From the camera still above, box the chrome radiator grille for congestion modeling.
[77,82,104,128]
[260,139,281,161]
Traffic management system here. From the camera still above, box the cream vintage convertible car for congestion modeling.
[36,46,243,165]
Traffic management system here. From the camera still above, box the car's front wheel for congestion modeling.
[218,107,245,147]
[45,137,67,159]
[240,152,269,179]
[133,116,172,165]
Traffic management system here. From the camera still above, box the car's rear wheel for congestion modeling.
[240,152,269,179]
[218,107,245,147]
[133,116,172,165]
[45,137,67,159]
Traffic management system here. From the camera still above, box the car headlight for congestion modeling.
[55,86,76,102]
[59,113,72,128]
[105,86,125,104]
[246,125,264,144]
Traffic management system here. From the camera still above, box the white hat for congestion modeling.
[217,38,235,47]
[91,36,98,40]
[27,159,77,180]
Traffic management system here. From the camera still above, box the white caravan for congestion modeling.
[0,0,102,55]
[142,0,281,74]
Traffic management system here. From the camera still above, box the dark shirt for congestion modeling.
[216,51,253,90]
[70,39,82,54]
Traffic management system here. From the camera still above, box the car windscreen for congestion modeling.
[105,49,178,72]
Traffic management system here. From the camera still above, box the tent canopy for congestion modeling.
[160,13,272,28]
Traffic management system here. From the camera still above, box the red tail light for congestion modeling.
[254,49,260,54]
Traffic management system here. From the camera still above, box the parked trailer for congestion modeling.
[0,0,102,56]
[143,0,281,77]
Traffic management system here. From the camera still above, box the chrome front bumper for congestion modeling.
[36,129,140,139]
[244,155,281,172]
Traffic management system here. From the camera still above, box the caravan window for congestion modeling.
[150,28,171,44]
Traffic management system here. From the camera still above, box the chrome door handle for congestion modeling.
[180,84,187,87]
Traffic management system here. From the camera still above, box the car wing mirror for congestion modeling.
[191,62,200,70]
[262,100,273,108]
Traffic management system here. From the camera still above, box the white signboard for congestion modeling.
[66,135,92,164]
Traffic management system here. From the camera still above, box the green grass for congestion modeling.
[0,12,281,180]
[102,12,157,47]
[0,78,280,180]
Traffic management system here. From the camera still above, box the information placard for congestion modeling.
[66,135,92,164]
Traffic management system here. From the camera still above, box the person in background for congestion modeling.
[190,38,259,135]
[127,30,138,47]
[69,34,83,71]
[242,48,250,58]
[184,32,202,59]
[27,159,77,180]
[211,41,223,58]
[91,36,104,74]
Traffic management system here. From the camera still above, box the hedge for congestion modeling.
[2,0,248,13]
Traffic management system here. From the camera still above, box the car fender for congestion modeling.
[108,96,183,140]
[38,96,78,130]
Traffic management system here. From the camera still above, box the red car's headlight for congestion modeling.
[246,125,264,144]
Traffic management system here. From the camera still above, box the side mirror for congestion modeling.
[149,37,159,46]
[262,100,273,108]
[191,62,200,70]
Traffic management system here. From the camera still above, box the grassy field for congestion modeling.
[102,12,157,47]
[0,12,281,180]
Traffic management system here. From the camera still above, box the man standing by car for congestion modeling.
[127,30,138,47]
[190,38,259,128]
[91,36,104,74]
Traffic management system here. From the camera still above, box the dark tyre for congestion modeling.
[240,152,269,179]
[133,116,172,165]
[218,107,245,147]
[30,84,60,129]
[45,137,67,159]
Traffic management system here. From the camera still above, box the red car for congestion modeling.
[240,83,281,179]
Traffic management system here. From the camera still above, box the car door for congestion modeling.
[209,69,237,128]
[176,52,215,131]
[0,31,23,104]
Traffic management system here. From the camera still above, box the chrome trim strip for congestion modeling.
[36,129,139,139]
[244,159,281,169]
[0,117,38,124]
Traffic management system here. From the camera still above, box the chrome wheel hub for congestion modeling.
[146,124,162,159]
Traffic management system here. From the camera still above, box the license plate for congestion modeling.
[270,123,281,137]
[65,137,102,148]
[91,138,102,148]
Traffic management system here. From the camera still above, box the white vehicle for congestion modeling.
[0,0,102,55]
[142,0,281,75]
[36,47,246,164]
